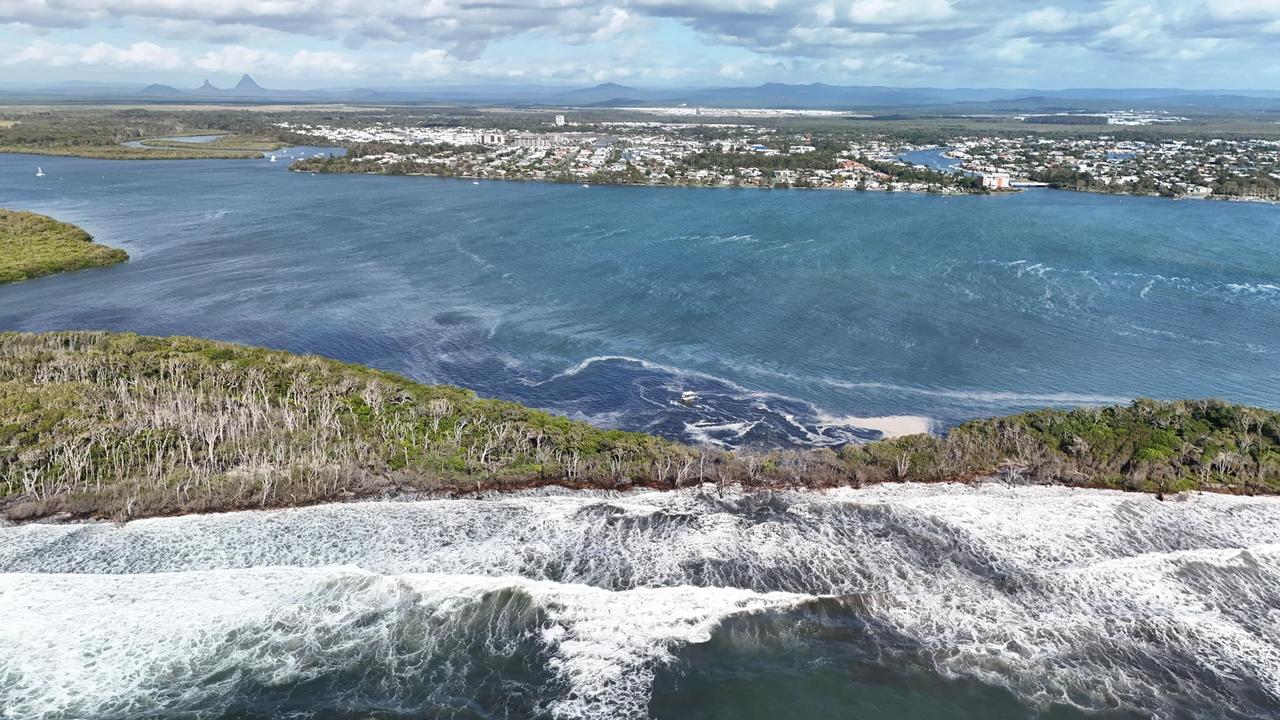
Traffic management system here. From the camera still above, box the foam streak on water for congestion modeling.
[5,156,1280,447]
[2,484,1279,719]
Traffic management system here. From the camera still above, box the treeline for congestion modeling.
[292,143,481,177]
[2,332,1278,522]
[0,109,289,158]
[682,147,844,172]
[0,210,128,284]
[1028,166,1175,196]
[1212,172,1280,199]
[860,156,985,190]
[1029,164,1280,199]
[1024,115,1109,125]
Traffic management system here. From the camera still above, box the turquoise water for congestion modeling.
[5,150,1278,446]
[4,153,1280,720]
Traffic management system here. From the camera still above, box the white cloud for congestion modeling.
[3,39,182,69]
[1003,7,1092,36]
[285,49,360,74]
[846,0,955,25]
[994,37,1035,63]
[587,7,632,42]
[1,0,1278,86]
[194,45,362,76]
[193,45,272,74]
[402,48,453,79]
[1209,0,1280,22]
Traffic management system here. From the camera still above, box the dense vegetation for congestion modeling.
[0,210,127,284]
[859,155,987,191]
[1029,164,1280,200]
[3,331,1277,523]
[1024,115,1109,125]
[136,135,285,153]
[0,109,285,159]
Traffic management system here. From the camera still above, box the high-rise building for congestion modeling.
[554,114,566,126]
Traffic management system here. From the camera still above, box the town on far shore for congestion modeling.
[280,108,1280,201]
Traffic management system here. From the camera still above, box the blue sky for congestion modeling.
[2,0,1279,89]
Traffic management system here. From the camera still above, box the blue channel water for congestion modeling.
[3,150,1279,447]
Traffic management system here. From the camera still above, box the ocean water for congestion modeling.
[3,150,1279,446]
[4,153,1280,719]
[2,484,1278,719]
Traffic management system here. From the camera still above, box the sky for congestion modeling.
[2,0,1279,90]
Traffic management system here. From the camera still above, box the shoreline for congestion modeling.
[288,159,1280,204]
[4,331,1277,526]
[290,163,999,197]
[4,475,1259,527]
[1,145,265,160]
[0,209,127,285]
[9,147,1272,203]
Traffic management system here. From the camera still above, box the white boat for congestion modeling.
[35,167,45,177]
[680,391,698,405]
[269,155,277,162]
[472,181,480,185]
[582,183,590,188]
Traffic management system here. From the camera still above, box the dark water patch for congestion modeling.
[433,310,482,326]
[652,600,1144,720]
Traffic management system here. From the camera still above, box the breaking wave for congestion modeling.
[2,484,1279,719]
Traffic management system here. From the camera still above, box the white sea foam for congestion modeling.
[682,419,762,447]
[961,258,1280,306]
[814,413,935,439]
[531,355,742,390]
[3,485,1279,718]
[753,370,1131,406]
[0,567,802,720]
[531,354,1104,449]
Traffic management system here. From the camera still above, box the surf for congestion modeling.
[3,484,1279,719]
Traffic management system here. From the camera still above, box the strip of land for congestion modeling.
[0,210,127,284]
[2,330,1276,523]
[0,110,283,159]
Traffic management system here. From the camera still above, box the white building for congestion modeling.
[480,132,507,146]
[511,134,554,149]
[980,172,1011,190]
[554,114,566,127]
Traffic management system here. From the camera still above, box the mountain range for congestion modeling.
[7,75,1280,112]
[140,74,270,98]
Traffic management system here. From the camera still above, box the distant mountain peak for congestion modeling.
[197,79,218,91]
[235,74,263,92]
[138,83,182,96]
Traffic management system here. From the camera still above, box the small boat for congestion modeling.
[582,183,590,188]
[35,167,45,177]
[269,155,277,162]
[472,181,480,185]
[680,391,698,406]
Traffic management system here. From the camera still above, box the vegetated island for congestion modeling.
[0,112,284,159]
[0,210,127,284]
[3,330,1277,523]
